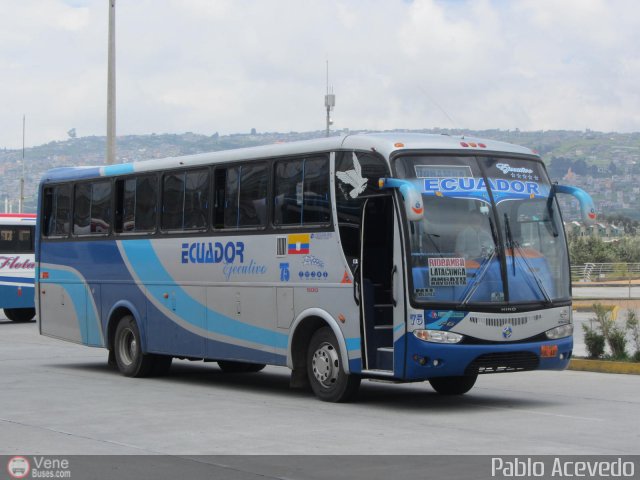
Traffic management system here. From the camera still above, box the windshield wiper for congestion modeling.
[459,216,500,306]
[504,213,516,276]
[503,213,552,304]
[460,248,496,306]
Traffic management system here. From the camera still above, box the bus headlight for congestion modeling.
[413,329,463,344]
[545,324,574,339]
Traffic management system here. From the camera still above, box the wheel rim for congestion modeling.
[118,327,137,366]
[311,341,339,388]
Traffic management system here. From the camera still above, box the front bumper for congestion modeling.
[404,333,573,380]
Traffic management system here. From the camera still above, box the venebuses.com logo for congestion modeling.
[7,456,30,479]
[6,456,72,479]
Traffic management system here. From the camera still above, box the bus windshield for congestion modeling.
[395,155,570,306]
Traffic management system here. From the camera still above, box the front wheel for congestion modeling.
[307,327,360,402]
[429,374,477,395]
[4,308,36,322]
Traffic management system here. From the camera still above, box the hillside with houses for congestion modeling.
[1,128,639,237]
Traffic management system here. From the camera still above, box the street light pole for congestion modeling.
[106,0,116,165]
[19,114,25,213]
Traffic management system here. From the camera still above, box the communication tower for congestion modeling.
[324,61,335,137]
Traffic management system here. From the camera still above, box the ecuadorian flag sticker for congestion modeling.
[288,233,310,254]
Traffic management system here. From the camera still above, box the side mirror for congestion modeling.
[379,178,424,221]
[554,184,596,225]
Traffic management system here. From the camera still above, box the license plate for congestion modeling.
[541,345,558,358]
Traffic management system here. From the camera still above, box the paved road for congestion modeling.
[1,317,639,456]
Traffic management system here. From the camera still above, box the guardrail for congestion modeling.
[571,263,640,283]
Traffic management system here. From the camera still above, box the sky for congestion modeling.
[1,0,639,149]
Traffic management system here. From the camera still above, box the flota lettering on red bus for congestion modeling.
[0,256,35,270]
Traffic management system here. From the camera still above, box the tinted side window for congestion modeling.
[136,176,157,231]
[73,184,91,235]
[91,181,112,233]
[302,157,330,224]
[223,167,240,228]
[116,175,157,233]
[184,169,209,230]
[238,164,268,227]
[43,185,71,237]
[274,156,330,226]
[162,172,185,230]
[0,228,15,252]
[161,169,210,231]
[274,160,303,225]
[216,163,268,229]
[74,181,112,235]
[16,227,34,252]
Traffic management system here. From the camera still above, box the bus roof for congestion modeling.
[40,132,538,183]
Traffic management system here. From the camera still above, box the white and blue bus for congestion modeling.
[0,213,36,322]
[36,133,595,401]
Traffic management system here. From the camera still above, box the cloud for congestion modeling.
[0,0,639,148]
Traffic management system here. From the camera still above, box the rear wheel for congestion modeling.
[307,327,360,402]
[4,308,36,322]
[114,315,157,377]
[217,361,266,373]
[429,374,477,395]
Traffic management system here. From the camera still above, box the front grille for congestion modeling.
[465,351,539,375]
[469,313,542,327]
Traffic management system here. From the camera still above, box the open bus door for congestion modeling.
[358,194,406,377]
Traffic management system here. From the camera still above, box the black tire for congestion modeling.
[4,308,36,322]
[307,327,360,402]
[429,374,477,395]
[217,360,266,373]
[113,315,156,377]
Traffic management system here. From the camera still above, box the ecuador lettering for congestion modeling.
[422,176,547,203]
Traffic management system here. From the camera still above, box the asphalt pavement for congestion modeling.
[1,315,639,456]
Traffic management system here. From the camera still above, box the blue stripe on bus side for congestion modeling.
[345,337,360,351]
[120,239,289,350]
[0,275,35,285]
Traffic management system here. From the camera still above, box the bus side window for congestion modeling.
[0,228,15,251]
[238,164,267,227]
[43,185,71,237]
[136,176,158,231]
[303,156,330,224]
[16,228,33,252]
[184,169,209,230]
[223,167,240,228]
[161,168,210,231]
[115,175,158,234]
[213,168,227,229]
[162,172,185,230]
[73,184,91,235]
[91,181,112,234]
[73,181,111,236]
[215,163,268,229]
[274,159,303,225]
[274,156,330,226]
